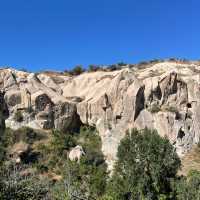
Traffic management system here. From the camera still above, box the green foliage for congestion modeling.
[107,128,181,200]
[0,128,12,165]
[77,126,105,166]
[107,64,122,71]
[98,195,115,200]
[0,164,49,200]
[50,181,70,200]
[50,126,108,200]
[165,106,178,113]
[65,65,85,76]
[35,129,76,172]
[175,170,200,200]
[88,64,101,72]
[10,127,46,145]
[50,129,76,153]
[5,123,200,200]
[117,62,127,66]
[14,110,23,122]
[148,104,161,113]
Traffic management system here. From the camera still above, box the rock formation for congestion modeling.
[1,61,200,170]
[69,145,85,162]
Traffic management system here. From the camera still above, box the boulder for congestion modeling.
[69,145,85,162]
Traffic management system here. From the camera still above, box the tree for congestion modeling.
[107,128,181,200]
[70,65,85,76]
[50,126,108,200]
[88,65,100,72]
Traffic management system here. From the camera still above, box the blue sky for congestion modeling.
[0,0,199,71]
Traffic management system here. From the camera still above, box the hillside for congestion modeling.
[1,60,200,170]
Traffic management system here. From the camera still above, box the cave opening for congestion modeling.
[177,128,185,140]
[187,103,192,108]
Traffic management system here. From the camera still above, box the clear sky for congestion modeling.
[0,0,200,71]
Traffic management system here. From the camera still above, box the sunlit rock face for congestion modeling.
[0,69,80,132]
[1,61,200,170]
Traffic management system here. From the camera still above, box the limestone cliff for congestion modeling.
[1,61,200,170]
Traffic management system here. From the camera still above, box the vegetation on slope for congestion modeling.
[0,126,107,199]
[1,126,200,199]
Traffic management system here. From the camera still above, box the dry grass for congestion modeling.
[179,146,200,176]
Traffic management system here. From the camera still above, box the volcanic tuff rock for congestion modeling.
[1,62,200,170]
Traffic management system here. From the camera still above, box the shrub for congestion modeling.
[117,62,127,67]
[0,128,12,165]
[175,170,200,200]
[50,129,76,154]
[88,64,101,72]
[165,106,178,113]
[14,110,23,122]
[11,127,46,145]
[50,126,108,200]
[35,129,76,172]
[107,128,181,200]
[66,65,85,76]
[148,104,161,113]
[149,59,163,64]
[107,64,121,71]
[0,163,49,200]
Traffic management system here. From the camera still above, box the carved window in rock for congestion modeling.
[35,94,53,111]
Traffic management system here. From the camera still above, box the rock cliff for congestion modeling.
[1,61,200,170]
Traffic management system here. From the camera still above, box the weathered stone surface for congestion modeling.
[69,145,85,162]
[1,62,200,170]
[0,69,79,132]
[9,142,30,164]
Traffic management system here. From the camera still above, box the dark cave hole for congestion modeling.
[177,128,185,140]
[175,112,181,120]
[116,115,122,120]
[187,103,192,108]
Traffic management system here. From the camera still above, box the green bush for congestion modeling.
[165,106,178,113]
[107,128,181,200]
[11,127,46,145]
[14,110,23,122]
[65,65,85,76]
[3,124,200,199]
[148,104,161,113]
[35,129,76,171]
[107,64,122,71]
[49,126,108,200]
[175,170,200,200]
[50,129,76,153]
[0,163,49,200]
[117,62,127,67]
[88,64,101,72]
[0,128,12,165]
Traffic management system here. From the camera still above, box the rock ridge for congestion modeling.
[1,61,200,169]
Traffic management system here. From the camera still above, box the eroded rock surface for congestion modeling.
[0,68,80,132]
[1,62,200,170]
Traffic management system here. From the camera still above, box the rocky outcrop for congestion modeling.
[1,62,200,170]
[0,69,80,132]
